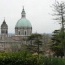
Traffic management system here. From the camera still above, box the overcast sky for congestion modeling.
[0,0,65,34]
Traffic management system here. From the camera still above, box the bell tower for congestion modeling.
[1,19,8,39]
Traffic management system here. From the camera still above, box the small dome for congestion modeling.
[15,18,32,28]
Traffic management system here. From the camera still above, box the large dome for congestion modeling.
[15,7,32,36]
[15,18,32,28]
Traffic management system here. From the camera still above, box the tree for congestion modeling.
[27,34,35,45]
[51,30,64,56]
[51,1,65,56]
[33,34,42,57]
[27,33,43,55]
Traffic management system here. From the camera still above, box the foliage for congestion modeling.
[0,51,38,65]
[0,52,65,65]
[27,33,43,53]
[51,30,64,56]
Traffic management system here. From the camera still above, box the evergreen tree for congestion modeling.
[27,33,43,55]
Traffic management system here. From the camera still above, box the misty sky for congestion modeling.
[0,0,64,34]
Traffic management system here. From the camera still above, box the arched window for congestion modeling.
[18,30,20,35]
[24,30,27,35]
[2,30,4,33]
[25,31,26,35]
[19,31,20,35]
[6,30,7,34]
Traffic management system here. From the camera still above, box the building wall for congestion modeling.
[0,42,23,52]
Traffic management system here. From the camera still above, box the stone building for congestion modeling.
[0,7,32,52]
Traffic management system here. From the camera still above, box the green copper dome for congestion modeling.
[15,18,32,28]
[15,7,32,28]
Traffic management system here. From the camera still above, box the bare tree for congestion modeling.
[52,1,65,56]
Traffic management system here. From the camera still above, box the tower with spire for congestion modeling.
[1,19,8,40]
